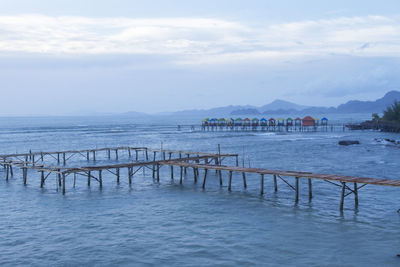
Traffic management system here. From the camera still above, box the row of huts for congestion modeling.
[201,116,328,127]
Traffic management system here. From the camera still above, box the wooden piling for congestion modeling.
[170,165,174,180]
[193,167,197,183]
[73,173,76,188]
[219,170,223,186]
[99,170,103,188]
[260,174,264,195]
[202,168,208,188]
[23,168,27,185]
[86,151,89,161]
[115,149,118,160]
[228,171,233,191]
[57,153,60,164]
[295,177,299,202]
[180,166,183,184]
[273,175,277,192]
[136,150,138,161]
[340,182,346,210]
[242,172,247,188]
[62,173,66,194]
[116,168,120,184]
[145,148,149,161]
[87,171,91,186]
[128,167,132,184]
[58,169,61,187]
[354,182,358,207]
[63,153,66,165]
[92,151,96,161]
[128,148,131,157]
[9,165,13,177]
[308,178,312,200]
[40,170,44,188]
[152,151,156,178]
[156,163,160,182]
[108,149,111,159]
[6,165,9,181]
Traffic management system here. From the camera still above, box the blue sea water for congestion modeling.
[0,115,399,266]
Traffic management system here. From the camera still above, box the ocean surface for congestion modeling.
[0,114,399,266]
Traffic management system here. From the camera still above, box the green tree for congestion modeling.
[382,101,400,123]
[372,113,380,121]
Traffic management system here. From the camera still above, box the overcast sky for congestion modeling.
[1,0,399,115]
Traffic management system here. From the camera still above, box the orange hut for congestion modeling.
[295,117,302,126]
[302,116,315,127]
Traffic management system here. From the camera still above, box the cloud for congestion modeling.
[0,14,399,64]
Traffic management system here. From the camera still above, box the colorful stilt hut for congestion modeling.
[286,117,293,126]
[295,117,302,127]
[277,118,284,126]
[314,117,319,126]
[202,118,209,126]
[302,116,315,127]
[269,118,276,127]
[226,118,234,127]
[260,118,267,126]
[210,118,217,126]
[251,118,259,127]
[218,118,226,126]
[321,117,328,126]
[234,118,242,127]
[243,118,251,127]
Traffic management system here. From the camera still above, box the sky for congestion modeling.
[0,0,399,115]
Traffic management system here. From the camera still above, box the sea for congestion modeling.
[0,114,399,266]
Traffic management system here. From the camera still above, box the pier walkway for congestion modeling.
[0,146,399,211]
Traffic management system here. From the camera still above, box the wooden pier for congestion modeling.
[0,146,399,211]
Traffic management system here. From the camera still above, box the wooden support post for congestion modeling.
[6,165,9,181]
[86,151,89,161]
[308,178,312,200]
[354,182,358,207]
[63,153,66,165]
[115,149,118,160]
[136,150,138,161]
[242,172,247,188]
[128,167,132,184]
[152,152,156,178]
[58,169,61,187]
[92,151,96,161]
[41,152,44,161]
[62,173,66,194]
[295,177,299,202]
[57,153,60,164]
[180,166,183,184]
[9,165,13,177]
[170,165,174,180]
[193,167,197,183]
[273,175,278,192]
[40,170,44,187]
[23,168,27,185]
[87,171,91,186]
[260,174,264,195]
[128,148,131,158]
[185,154,189,174]
[145,148,149,161]
[99,170,102,188]
[156,163,160,182]
[116,168,120,184]
[25,155,28,166]
[202,168,208,189]
[235,155,239,167]
[163,151,166,160]
[168,152,172,160]
[108,149,111,159]
[73,173,76,188]
[228,171,233,191]
[340,182,346,211]
[219,170,223,186]
[32,155,35,166]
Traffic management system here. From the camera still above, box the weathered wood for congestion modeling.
[116,168,120,184]
[62,173,66,194]
[202,168,208,188]
[260,174,264,195]
[87,171,91,186]
[273,175,277,192]
[23,168,27,185]
[92,151,96,161]
[340,182,346,210]
[152,151,156,178]
[170,165,174,180]
[180,166,183,184]
[295,177,299,202]
[73,173,76,188]
[242,172,247,188]
[308,178,312,200]
[354,182,358,207]
[219,170,223,186]
[108,149,111,159]
[156,163,160,182]
[99,170,102,188]
[128,167,132,184]
[63,153,66,165]
[145,148,148,161]
[136,150,138,161]
[193,167,197,183]
[228,171,233,191]
[40,170,44,187]
[115,149,118,160]
[6,165,9,181]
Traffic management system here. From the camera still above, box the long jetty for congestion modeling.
[0,146,399,211]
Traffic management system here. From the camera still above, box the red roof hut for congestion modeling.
[302,116,315,127]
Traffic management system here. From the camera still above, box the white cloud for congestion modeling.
[0,14,399,64]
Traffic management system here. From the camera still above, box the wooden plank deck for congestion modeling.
[160,161,400,187]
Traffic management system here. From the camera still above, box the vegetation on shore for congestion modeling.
[372,101,400,123]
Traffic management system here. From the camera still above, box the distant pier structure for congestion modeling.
[200,116,342,132]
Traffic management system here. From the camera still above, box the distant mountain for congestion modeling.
[260,99,308,112]
[336,90,400,113]
[231,108,260,115]
[163,105,256,117]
